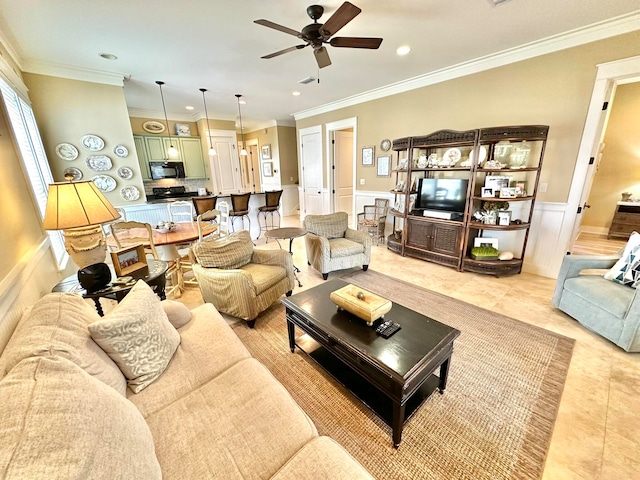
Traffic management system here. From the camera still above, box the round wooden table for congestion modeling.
[265,227,307,287]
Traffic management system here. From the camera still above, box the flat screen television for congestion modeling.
[415,178,468,213]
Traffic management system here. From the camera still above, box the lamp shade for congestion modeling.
[43,180,121,230]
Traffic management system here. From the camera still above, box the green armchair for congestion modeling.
[552,254,640,352]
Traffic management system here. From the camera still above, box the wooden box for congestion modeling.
[330,284,392,326]
[110,244,149,277]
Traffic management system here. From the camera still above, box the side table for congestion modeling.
[52,259,168,316]
[265,227,307,287]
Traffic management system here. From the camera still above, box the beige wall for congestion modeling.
[277,126,298,185]
[296,31,640,203]
[0,95,47,280]
[582,82,640,229]
[24,74,145,206]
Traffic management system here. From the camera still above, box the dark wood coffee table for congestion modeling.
[282,279,460,447]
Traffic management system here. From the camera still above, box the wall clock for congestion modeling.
[380,138,391,152]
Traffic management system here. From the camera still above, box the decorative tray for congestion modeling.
[330,284,392,326]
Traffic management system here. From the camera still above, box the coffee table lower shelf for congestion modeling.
[295,333,442,445]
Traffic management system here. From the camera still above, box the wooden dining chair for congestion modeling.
[167,201,195,223]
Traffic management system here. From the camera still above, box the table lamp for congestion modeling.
[43,175,121,269]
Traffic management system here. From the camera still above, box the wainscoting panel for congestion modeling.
[524,202,570,278]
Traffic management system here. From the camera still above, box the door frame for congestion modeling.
[325,117,357,223]
[562,55,640,254]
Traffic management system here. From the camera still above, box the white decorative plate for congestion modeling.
[86,155,112,171]
[91,174,116,192]
[117,166,133,180]
[113,144,129,158]
[80,134,105,151]
[63,167,83,181]
[469,146,488,165]
[120,185,140,201]
[55,143,79,161]
[443,148,462,165]
[143,120,166,134]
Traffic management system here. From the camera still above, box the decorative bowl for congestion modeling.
[155,221,177,233]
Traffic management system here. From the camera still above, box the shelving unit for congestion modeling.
[388,125,549,276]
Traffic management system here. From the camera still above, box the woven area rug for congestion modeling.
[232,270,574,480]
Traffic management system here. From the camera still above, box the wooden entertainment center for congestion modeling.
[388,126,549,276]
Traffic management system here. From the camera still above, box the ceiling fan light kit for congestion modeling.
[254,1,383,69]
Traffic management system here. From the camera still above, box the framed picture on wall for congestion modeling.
[262,161,273,177]
[261,144,271,160]
[377,155,391,176]
[362,146,374,166]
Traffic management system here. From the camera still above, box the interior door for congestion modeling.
[301,127,323,216]
[333,129,354,221]
[208,133,241,194]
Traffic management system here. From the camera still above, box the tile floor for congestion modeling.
[176,217,640,480]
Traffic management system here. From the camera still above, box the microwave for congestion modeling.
[149,162,186,179]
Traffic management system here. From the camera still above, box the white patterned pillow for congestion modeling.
[88,280,180,393]
[604,231,640,287]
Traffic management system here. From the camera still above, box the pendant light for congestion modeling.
[199,88,217,156]
[235,94,248,156]
[155,81,178,157]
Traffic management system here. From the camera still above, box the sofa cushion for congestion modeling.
[271,437,374,480]
[604,231,640,286]
[145,358,317,480]
[192,230,253,269]
[329,238,365,258]
[0,292,126,396]
[240,263,287,294]
[0,355,161,479]
[128,303,252,417]
[161,299,192,329]
[89,280,180,393]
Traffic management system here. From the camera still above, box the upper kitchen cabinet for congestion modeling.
[134,134,206,179]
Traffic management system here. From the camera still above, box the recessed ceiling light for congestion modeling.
[292,91,301,96]
[396,46,411,56]
[185,105,194,110]
[99,53,118,60]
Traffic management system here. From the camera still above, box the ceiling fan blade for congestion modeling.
[254,19,301,37]
[261,44,308,59]
[330,37,383,49]
[314,47,332,68]
[320,1,361,37]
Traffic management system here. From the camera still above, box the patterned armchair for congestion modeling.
[303,212,372,280]
[190,231,295,328]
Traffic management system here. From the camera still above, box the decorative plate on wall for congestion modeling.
[117,166,133,180]
[91,174,116,192]
[63,167,83,181]
[113,144,129,158]
[55,143,79,161]
[86,155,112,171]
[142,121,166,134]
[80,134,105,151]
[120,185,140,201]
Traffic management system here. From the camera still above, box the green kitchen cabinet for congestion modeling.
[133,135,151,180]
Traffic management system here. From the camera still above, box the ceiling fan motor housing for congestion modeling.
[306,5,324,20]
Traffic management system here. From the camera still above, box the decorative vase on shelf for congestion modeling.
[509,141,530,168]
[621,192,632,202]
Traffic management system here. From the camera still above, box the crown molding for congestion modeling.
[127,108,198,123]
[21,59,127,86]
[293,11,640,121]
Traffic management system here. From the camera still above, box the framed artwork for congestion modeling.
[485,175,510,191]
[498,211,512,226]
[377,155,391,176]
[481,187,495,198]
[499,187,517,198]
[175,124,191,136]
[362,146,374,166]
[261,144,271,160]
[474,237,499,249]
[262,161,273,177]
[110,245,148,277]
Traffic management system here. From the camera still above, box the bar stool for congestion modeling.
[229,193,251,234]
[192,195,217,216]
[258,190,283,240]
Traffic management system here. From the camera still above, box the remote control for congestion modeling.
[376,320,401,339]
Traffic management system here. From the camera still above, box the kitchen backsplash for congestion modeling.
[143,178,209,196]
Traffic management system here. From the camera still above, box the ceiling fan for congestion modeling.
[254,2,383,69]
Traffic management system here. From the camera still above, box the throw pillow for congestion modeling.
[88,280,180,393]
[161,300,192,329]
[604,231,640,286]
[191,230,253,269]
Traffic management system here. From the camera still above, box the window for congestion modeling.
[0,77,66,265]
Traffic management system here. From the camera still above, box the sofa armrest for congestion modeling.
[251,248,293,269]
[552,254,619,307]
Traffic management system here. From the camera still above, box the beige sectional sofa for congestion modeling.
[0,281,372,479]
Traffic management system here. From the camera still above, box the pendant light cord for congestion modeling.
[235,94,247,155]
[200,88,214,152]
[156,81,175,150]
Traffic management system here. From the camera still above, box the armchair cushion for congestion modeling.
[329,238,366,258]
[241,263,287,294]
[603,231,640,286]
[191,231,253,269]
